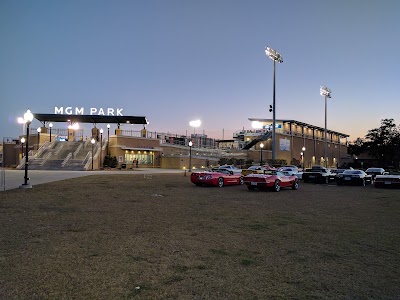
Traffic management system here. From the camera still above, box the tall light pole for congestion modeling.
[107,124,110,156]
[265,46,283,161]
[20,109,33,189]
[21,137,25,158]
[49,123,53,142]
[37,127,41,150]
[100,128,103,168]
[260,143,264,164]
[189,140,193,172]
[320,86,332,168]
[91,137,95,170]
[189,120,201,135]
[302,146,306,170]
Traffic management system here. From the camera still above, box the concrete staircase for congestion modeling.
[28,141,98,171]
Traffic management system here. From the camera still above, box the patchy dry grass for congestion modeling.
[1,174,400,299]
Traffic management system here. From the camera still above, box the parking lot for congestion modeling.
[1,173,399,299]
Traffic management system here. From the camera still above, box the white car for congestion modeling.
[278,166,299,176]
[216,165,243,174]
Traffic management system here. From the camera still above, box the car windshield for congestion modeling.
[264,170,277,175]
[366,168,382,172]
[214,169,230,174]
[248,166,261,170]
[343,170,362,175]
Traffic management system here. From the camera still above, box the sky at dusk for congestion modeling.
[1,0,399,142]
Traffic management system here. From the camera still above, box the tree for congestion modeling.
[348,137,366,157]
[363,119,400,167]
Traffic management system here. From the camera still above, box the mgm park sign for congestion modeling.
[54,107,123,116]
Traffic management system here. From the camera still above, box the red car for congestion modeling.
[191,169,244,187]
[243,170,299,192]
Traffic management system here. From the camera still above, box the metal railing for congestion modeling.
[41,152,53,166]
[61,153,72,167]
[73,143,83,158]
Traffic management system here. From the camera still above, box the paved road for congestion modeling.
[0,169,185,191]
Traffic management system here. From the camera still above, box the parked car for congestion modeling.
[241,165,274,176]
[374,174,400,188]
[191,169,244,187]
[243,170,299,192]
[278,166,299,176]
[302,166,331,184]
[365,168,388,181]
[212,165,243,174]
[336,170,373,186]
[329,168,351,181]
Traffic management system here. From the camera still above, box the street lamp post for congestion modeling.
[189,140,193,172]
[91,137,95,170]
[260,143,264,164]
[265,46,283,161]
[100,128,103,168]
[21,137,25,158]
[20,109,33,189]
[107,124,110,156]
[37,127,41,150]
[320,86,332,168]
[302,146,306,170]
[49,123,53,142]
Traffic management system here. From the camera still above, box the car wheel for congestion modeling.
[218,177,224,188]
[337,181,342,186]
[273,180,281,192]
[195,183,202,187]
[361,179,366,187]
[239,177,244,185]
[304,178,308,183]
[247,185,255,190]
[292,180,299,190]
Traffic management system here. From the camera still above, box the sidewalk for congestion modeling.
[0,169,184,191]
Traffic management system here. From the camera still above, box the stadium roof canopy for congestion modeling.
[33,113,148,125]
[248,118,349,138]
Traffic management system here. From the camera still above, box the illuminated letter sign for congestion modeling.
[54,107,124,116]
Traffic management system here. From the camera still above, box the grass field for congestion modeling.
[1,173,399,299]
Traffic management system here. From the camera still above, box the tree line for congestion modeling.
[348,119,400,168]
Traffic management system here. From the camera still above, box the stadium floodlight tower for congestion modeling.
[189,120,201,135]
[265,46,283,161]
[320,86,332,168]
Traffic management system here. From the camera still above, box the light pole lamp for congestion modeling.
[100,128,103,168]
[20,109,33,189]
[107,124,110,156]
[91,137,96,170]
[260,143,264,164]
[49,123,53,142]
[320,86,332,167]
[21,137,25,158]
[265,46,283,161]
[37,127,41,149]
[189,140,193,172]
[302,146,306,169]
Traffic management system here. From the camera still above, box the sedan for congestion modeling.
[278,166,299,176]
[336,170,373,186]
[374,174,400,188]
[241,165,275,176]
[243,170,299,192]
[365,168,388,181]
[213,165,243,174]
[191,169,244,187]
